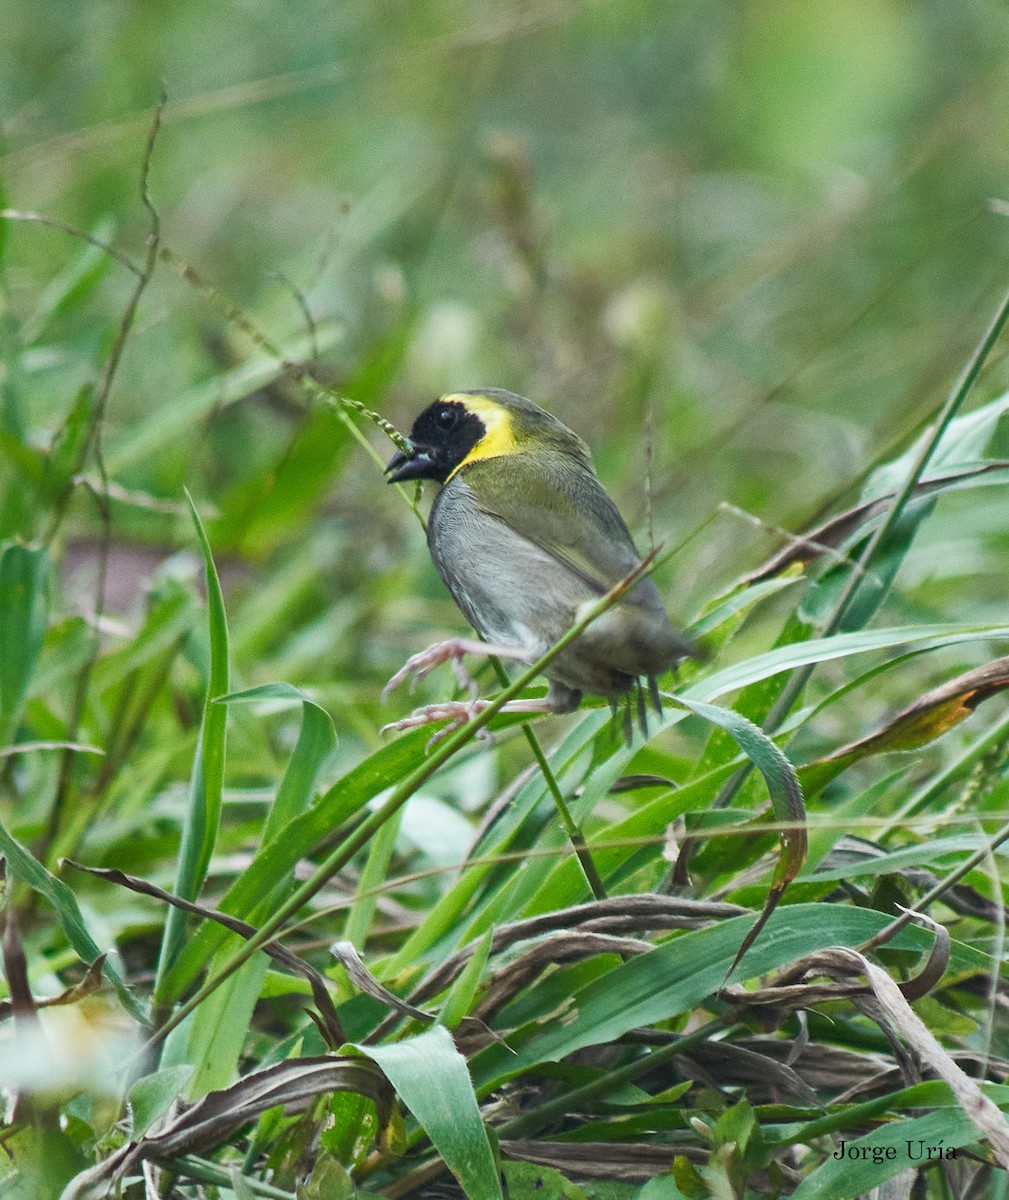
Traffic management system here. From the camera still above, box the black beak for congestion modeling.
[385,442,435,483]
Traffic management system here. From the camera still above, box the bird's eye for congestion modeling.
[435,406,459,431]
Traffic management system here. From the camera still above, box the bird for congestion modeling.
[383,388,694,737]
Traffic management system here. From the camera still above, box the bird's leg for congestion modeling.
[382,638,531,703]
[607,680,652,746]
[635,677,649,738]
[647,674,664,717]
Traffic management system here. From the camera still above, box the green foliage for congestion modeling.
[353,1026,504,1200]
[0,543,51,745]
[3,4,1009,1198]
[155,495,231,987]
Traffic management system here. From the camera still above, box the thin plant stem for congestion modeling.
[488,656,607,901]
[788,286,1009,685]
[38,94,165,867]
[713,285,1009,813]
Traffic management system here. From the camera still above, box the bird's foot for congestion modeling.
[381,699,493,744]
[381,696,556,747]
[381,638,530,702]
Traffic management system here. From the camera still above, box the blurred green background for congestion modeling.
[3,0,1009,730]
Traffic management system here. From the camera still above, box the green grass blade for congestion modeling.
[91,579,196,690]
[170,687,334,1093]
[517,762,740,917]
[439,930,493,1031]
[128,1065,195,1138]
[171,951,269,1094]
[675,696,806,971]
[0,541,51,744]
[693,611,812,778]
[868,387,1009,495]
[218,684,338,839]
[800,501,932,632]
[385,712,617,967]
[344,806,403,950]
[355,1026,503,1200]
[687,621,1009,704]
[21,218,115,345]
[153,494,230,996]
[212,406,354,557]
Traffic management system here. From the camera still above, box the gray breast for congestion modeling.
[427,478,598,658]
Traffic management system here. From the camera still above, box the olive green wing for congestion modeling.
[460,451,644,594]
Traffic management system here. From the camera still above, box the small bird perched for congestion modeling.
[384,389,694,734]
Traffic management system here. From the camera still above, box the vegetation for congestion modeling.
[2,2,1009,1197]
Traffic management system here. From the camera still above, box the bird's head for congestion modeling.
[385,389,589,484]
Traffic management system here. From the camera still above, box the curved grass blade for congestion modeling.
[354,1025,503,1200]
[692,610,812,779]
[217,683,338,838]
[815,655,1009,771]
[675,696,805,974]
[61,1056,392,1199]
